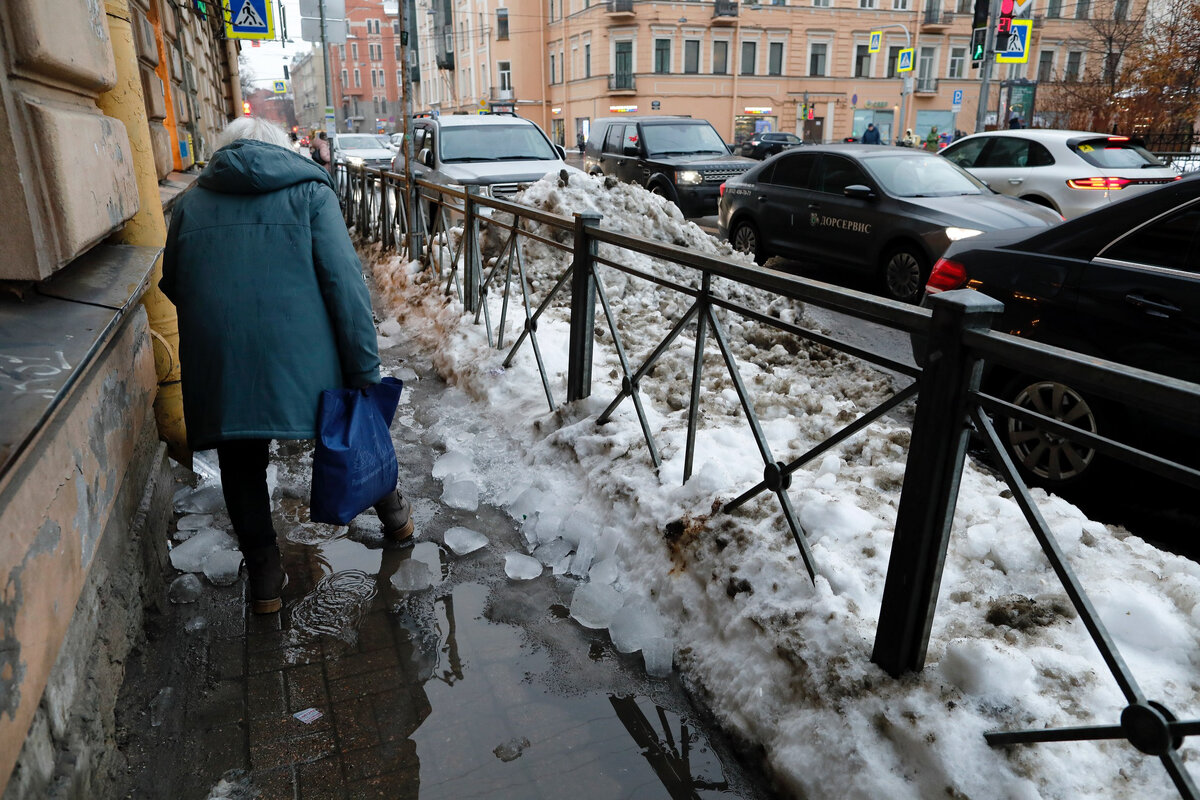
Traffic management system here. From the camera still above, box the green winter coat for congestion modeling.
[161,139,380,451]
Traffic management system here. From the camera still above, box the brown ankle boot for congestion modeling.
[375,490,414,541]
[244,546,286,614]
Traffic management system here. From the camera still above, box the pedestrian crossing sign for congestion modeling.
[868,31,882,54]
[995,18,1032,63]
[897,48,914,73]
[224,0,275,41]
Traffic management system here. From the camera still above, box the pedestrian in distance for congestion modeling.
[924,126,940,151]
[901,128,920,148]
[577,132,585,153]
[311,130,332,173]
[1009,115,1023,129]
[861,123,881,145]
[160,117,415,614]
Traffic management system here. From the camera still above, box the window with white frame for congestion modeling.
[859,0,876,8]
[341,69,348,86]
[812,0,830,6]
[352,42,358,59]
[684,40,700,73]
[550,53,557,83]
[741,40,756,74]
[886,45,902,77]
[1037,50,1054,81]
[854,44,871,77]
[808,42,827,76]
[654,38,671,73]
[948,46,965,78]
[354,69,361,87]
[893,0,908,9]
[713,40,729,74]
[497,8,509,39]
[499,61,512,90]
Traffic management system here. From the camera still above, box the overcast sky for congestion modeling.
[236,0,314,86]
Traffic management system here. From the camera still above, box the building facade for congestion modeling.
[291,46,330,133]
[328,0,421,132]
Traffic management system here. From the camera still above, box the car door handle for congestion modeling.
[1008,178,1024,185]
[642,169,651,175]
[1125,293,1180,318]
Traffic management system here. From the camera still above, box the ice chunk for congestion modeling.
[441,479,479,511]
[266,463,279,505]
[410,542,442,581]
[432,450,473,479]
[567,531,596,577]
[202,549,243,586]
[444,526,488,555]
[177,514,214,531]
[191,450,221,484]
[552,555,572,575]
[168,574,203,604]
[589,557,620,586]
[390,559,435,592]
[504,553,543,580]
[170,528,238,573]
[608,601,667,654]
[533,538,573,567]
[173,484,225,515]
[507,487,542,522]
[570,583,623,629]
[643,636,675,677]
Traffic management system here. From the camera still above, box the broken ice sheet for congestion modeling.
[177,514,214,531]
[504,552,543,581]
[432,450,473,479]
[390,559,435,592]
[609,601,667,654]
[173,484,225,515]
[170,528,238,573]
[444,526,488,555]
[441,479,479,511]
[570,583,623,629]
[533,537,573,567]
[589,557,620,586]
[202,549,243,587]
[643,636,675,677]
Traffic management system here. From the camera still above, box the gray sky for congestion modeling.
[236,0,311,86]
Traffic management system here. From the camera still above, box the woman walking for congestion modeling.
[161,117,413,614]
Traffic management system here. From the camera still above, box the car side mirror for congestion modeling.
[419,148,433,167]
[844,184,876,200]
[555,144,566,159]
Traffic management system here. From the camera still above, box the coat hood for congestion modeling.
[198,139,335,195]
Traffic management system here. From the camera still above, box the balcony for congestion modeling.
[914,77,938,94]
[608,73,636,93]
[712,0,738,23]
[490,87,514,101]
[436,52,454,70]
[921,7,952,29]
[606,0,634,16]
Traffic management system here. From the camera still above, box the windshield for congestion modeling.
[337,135,387,150]
[375,135,392,147]
[1070,138,1164,169]
[864,154,988,197]
[440,124,559,162]
[641,123,729,156]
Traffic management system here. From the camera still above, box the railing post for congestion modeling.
[463,185,482,313]
[872,289,1002,677]
[567,212,602,402]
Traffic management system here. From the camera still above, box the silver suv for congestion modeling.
[392,114,573,200]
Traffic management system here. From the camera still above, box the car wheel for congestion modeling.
[732,220,767,266]
[650,184,670,199]
[1000,377,1105,489]
[881,246,929,303]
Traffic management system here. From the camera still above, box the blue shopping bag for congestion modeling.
[310,377,404,525]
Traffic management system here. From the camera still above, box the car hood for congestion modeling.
[340,147,394,160]
[647,153,755,169]
[900,193,1063,230]
[441,159,571,183]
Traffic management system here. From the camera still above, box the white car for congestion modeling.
[939,129,1181,218]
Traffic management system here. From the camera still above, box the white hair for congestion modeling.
[215,116,292,150]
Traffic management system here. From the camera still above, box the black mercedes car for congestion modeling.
[717,144,1063,302]
[740,132,803,160]
[923,172,1200,490]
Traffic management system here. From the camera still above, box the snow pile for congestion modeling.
[368,173,1200,798]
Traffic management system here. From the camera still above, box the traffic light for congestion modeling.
[997,0,1014,32]
[242,101,251,116]
[283,65,290,79]
[972,0,989,29]
[971,27,987,67]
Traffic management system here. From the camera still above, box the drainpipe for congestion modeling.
[730,15,741,142]
[98,0,191,467]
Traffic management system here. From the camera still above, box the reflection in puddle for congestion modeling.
[288,569,377,643]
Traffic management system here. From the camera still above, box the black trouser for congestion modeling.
[216,439,277,553]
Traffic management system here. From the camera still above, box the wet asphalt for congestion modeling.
[112,299,780,799]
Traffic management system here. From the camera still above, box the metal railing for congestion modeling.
[337,161,1200,798]
[922,7,951,24]
[914,77,939,93]
[607,0,634,11]
[714,0,738,16]
[608,73,636,91]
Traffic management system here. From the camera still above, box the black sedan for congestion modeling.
[924,172,1200,490]
[739,132,803,160]
[717,145,1063,302]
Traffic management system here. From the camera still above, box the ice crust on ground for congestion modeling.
[369,171,1200,799]
[503,553,543,580]
[169,528,238,574]
[444,526,488,555]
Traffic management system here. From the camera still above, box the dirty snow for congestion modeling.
[363,170,1200,798]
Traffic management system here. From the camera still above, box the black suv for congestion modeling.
[584,116,754,217]
[924,172,1200,490]
[740,131,803,160]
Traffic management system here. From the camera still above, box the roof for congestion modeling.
[430,115,538,127]
[956,129,1132,141]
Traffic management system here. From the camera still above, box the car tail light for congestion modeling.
[1066,177,1131,190]
[926,258,968,294]
[1107,135,1130,141]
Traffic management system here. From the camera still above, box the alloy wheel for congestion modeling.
[1005,380,1099,484]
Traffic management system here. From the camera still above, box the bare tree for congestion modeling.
[1122,0,1200,135]
[238,52,257,100]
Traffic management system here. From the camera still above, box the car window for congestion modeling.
[1070,137,1165,169]
[978,137,1030,168]
[941,137,988,168]
[783,134,801,144]
[604,124,625,154]
[1099,201,1200,272]
[1027,141,1055,167]
[815,156,870,194]
[762,153,817,188]
[640,123,728,156]
[337,134,384,150]
[865,154,987,196]
[440,124,558,161]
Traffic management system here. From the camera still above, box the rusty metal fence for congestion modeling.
[336,162,1200,797]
